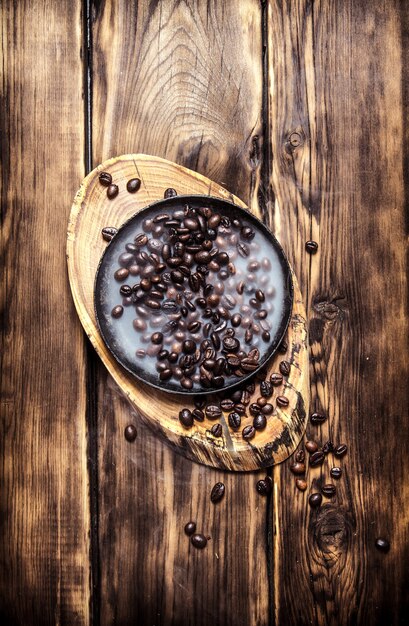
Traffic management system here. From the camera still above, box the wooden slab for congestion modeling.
[67,154,309,471]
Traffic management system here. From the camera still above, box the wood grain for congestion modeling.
[268,0,409,624]
[90,1,271,624]
[0,1,91,624]
[68,154,309,471]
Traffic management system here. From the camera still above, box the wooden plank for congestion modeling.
[0,1,91,624]
[268,0,409,623]
[91,1,270,624]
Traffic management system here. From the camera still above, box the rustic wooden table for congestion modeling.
[1,1,408,624]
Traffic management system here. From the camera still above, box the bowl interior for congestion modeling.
[94,195,293,395]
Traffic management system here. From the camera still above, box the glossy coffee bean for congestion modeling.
[192,408,205,422]
[256,476,272,496]
[210,482,225,503]
[270,372,283,386]
[111,305,123,318]
[184,521,196,536]
[124,424,137,442]
[242,425,255,441]
[375,538,390,553]
[99,171,112,186]
[322,484,336,498]
[102,226,118,241]
[159,369,172,381]
[191,533,207,549]
[182,339,196,354]
[305,440,319,454]
[228,412,241,429]
[253,414,267,431]
[164,187,177,198]
[279,361,290,376]
[221,399,234,412]
[305,240,319,254]
[290,462,306,475]
[310,412,327,425]
[330,466,342,479]
[114,268,129,281]
[276,396,289,407]
[309,493,322,508]
[309,451,325,467]
[151,332,164,344]
[107,184,119,199]
[260,381,273,397]
[322,440,334,454]
[262,403,273,415]
[179,408,193,428]
[126,177,141,193]
[211,423,223,437]
[295,449,305,463]
[334,443,348,457]
[205,405,222,420]
[295,479,307,491]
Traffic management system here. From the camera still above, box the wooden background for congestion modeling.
[1,0,408,624]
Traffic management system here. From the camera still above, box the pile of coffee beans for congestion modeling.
[99,183,289,392]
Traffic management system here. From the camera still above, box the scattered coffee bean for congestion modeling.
[124,424,137,442]
[192,408,205,422]
[330,466,342,479]
[221,399,234,411]
[184,521,196,536]
[375,538,390,553]
[242,425,255,440]
[107,183,119,199]
[111,305,123,318]
[211,423,223,437]
[262,403,273,415]
[295,449,305,463]
[191,533,207,549]
[276,395,289,407]
[305,440,319,454]
[290,462,306,475]
[322,440,334,454]
[151,332,164,344]
[179,408,193,427]
[256,476,273,496]
[114,268,129,281]
[322,484,336,498]
[228,412,241,429]
[334,443,348,457]
[102,226,118,241]
[309,451,325,467]
[99,171,112,186]
[309,493,322,508]
[279,361,290,376]
[253,414,267,430]
[127,177,141,193]
[310,412,327,425]
[270,372,283,386]
[305,240,319,254]
[164,187,177,198]
[210,482,225,503]
[295,479,307,491]
[205,405,222,420]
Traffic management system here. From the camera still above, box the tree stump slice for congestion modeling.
[67,154,309,471]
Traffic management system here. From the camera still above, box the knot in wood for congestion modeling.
[311,505,349,564]
[285,128,305,153]
[313,299,345,322]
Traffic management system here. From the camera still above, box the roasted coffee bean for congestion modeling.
[270,372,283,386]
[322,440,334,454]
[255,309,267,320]
[179,408,193,427]
[231,313,242,327]
[276,395,289,407]
[111,305,123,318]
[260,381,273,398]
[305,240,319,254]
[334,443,348,457]
[99,171,112,186]
[124,424,137,442]
[119,252,135,267]
[221,399,234,412]
[295,449,305,463]
[262,403,273,415]
[322,484,336,498]
[187,321,201,334]
[242,425,255,441]
[207,294,220,308]
[134,233,148,247]
[330,466,342,479]
[194,397,206,409]
[213,319,227,333]
[279,361,291,376]
[159,368,172,381]
[171,270,184,284]
[231,390,242,403]
[249,298,261,309]
[136,349,146,358]
[191,533,207,549]
[290,462,306,475]
[228,412,241,429]
[206,213,220,229]
[262,331,271,342]
[234,403,246,416]
[241,358,258,372]
[295,479,307,491]
[114,268,129,281]
[255,289,265,302]
[310,412,327,425]
[253,414,267,430]
[158,350,169,361]
[164,187,177,198]
[133,319,147,332]
[205,405,222,420]
[162,299,178,312]
[210,482,225,503]
[211,423,223,438]
[151,332,164,344]
[214,357,226,376]
[248,260,260,271]
[309,451,325,467]
[145,298,161,309]
[256,477,273,496]
[375,538,390,553]
[184,521,196,536]
[167,256,183,268]
[192,408,205,422]
[102,226,118,241]
[245,329,253,344]
[237,242,250,258]
[305,440,319,454]
[249,403,261,417]
[236,281,245,295]
[223,337,240,352]
[181,377,193,389]
[213,376,224,388]
[107,184,119,199]
[217,251,229,266]
[309,493,322,508]
[126,177,141,193]
[277,340,288,354]
[153,213,169,223]
[257,397,267,407]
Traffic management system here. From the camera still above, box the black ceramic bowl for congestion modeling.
[94,195,293,395]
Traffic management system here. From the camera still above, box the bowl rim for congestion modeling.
[94,194,294,396]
